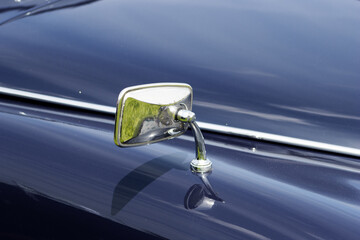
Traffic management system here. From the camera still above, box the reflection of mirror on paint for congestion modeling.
[184,172,224,210]
[111,153,223,216]
[111,152,189,216]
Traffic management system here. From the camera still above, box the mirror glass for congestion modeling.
[114,83,193,147]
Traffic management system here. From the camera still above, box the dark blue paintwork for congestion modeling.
[0,182,165,239]
[1,97,360,239]
[1,1,360,239]
[0,0,359,149]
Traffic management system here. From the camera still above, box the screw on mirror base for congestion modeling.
[190,159,212,173]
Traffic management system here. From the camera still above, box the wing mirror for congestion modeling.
[114,83,212,172]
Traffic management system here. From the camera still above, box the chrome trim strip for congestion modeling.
[0,86,115,114]
[1,86,359,157]
[197,122,360,157]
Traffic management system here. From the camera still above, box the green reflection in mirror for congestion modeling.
[121,97,161,143]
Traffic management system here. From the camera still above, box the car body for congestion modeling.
[1,0,360,239]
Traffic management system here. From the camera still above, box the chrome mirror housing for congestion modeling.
[114,83,193,147]
[114,83,212,172]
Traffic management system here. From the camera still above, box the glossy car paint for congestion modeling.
[0,0,360,149]
[1,97,360,239]
[1,0,360,239]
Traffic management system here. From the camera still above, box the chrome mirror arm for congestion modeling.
[177,110,212,172]
[189,121,206,160]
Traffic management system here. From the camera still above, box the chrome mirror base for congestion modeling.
[190,159,212,173]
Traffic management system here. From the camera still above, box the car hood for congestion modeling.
[0,0,359,148]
